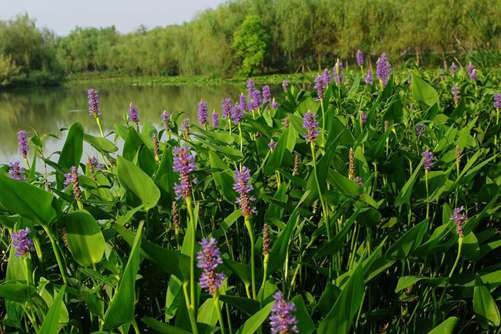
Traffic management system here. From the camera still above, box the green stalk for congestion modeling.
[186,196,197,309]
[310,143,331,241]
[320,99,326,149]
[244,216,256,299]
[96,116,105,137]
[42,225,68,285]
[214,295,226,334]
[238,123,243,153]
[438,237,463,307]
[425,170,429,220]
[259,253,269,299]
[183,282,199,334]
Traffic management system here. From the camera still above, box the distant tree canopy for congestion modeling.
[0,0,500,85]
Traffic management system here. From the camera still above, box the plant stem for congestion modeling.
[425,170,429,220]
[183,282,199,334]
[311,143,331,241]
[438,238,463,307]
[186,196,197,309]
[42,225,68,285]
[244,216,256,299]
[96,116,105,137]
[214,295,226,334]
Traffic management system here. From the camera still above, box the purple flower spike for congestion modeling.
[246,79,255,96]
[282,80,289,91]
[271,99,278,110]
[197,238,225,296]
[249,89,261,110]
[321,68,331,85]
[198,100,209,126]
[233,166,255,217]
[222,98,232,119]
[365,69,373,85]
[262,85,271,104]
[161,111,170,122]
[422,150,433,171]
[87,88,101,118]
[467,63,477,81]
[450,206,467,238]
[239,93,247,112]
[269,291,299,334]
[450,62,458,75]
[173,146,196,200]
[11,228,33,257]
[128,104,139,123]
[376,53,391,87]
[451,84,460,105]
[356,50,364,67]
[333,59,343,84]
[268,139,277,151]
[303,111,319,144]
[8,161,25,180]
[87,88,102,118]
[360,112,368,126]
[17,130,28,158]
[212,111,220,128]
[231,104,244,125]
[314,74,326,99]
[87,156,104,172]
[494,93,501,109]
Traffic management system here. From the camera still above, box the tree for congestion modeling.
[232,15,268,76]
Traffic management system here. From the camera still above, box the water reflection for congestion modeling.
[0,84,241,163]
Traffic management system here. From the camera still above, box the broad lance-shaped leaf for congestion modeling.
[0,281,36,303]
[0,173,56,224]
[427,316,459,334]
[473,282,500,327]
[236,302,273,334]
[103,222,144,330]
[38,285,67,334]
[412,74,439,107]
[83,133,118,153]
[58,122,84,170]
[395,159,423,206]
[117,156,160,211]
[63,211,105,266]
[317,265,365,334]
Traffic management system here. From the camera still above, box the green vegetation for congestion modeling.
[0,63,500,333]
[1,0,501,87]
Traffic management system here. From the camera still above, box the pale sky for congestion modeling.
[0,0,226,35]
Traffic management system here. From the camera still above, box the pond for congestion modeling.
[0,84,241,163]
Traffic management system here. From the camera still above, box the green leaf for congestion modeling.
[427,317,459,334]
[473,283,500,327]
[38,285,67,334]
[387,220,428,259]
[142,317,191,334]
[412,75,439,106]
[63,211,106,266]
[117,156,160,211]
[395,276,426,293]
[103,222,144,330]
[318,265,364,334]
[219,294,260,316]
[329,170,361,197]
[0,174,56,224]
[236,302,273,334]
[84,134,118,153]
[291,295,315,334]
[0,281,36,302]
[395,160,423,206]
[58,122,84,170]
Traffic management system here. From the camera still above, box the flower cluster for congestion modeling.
[161,111,170,129]
[314,73,327,99]
[271,99,278,110]
[65,166,82,202]
[222,97,232,119]
[87,88,101,118]
[231,103,244,125]
[356,50,364,67]
[415,123,426,138]
[467,62,477,81]
[233,166,255,217]
[248,89,261,111]
[422,150,433,171]
[365,69,373,85]
[269,291,299,334]
[128,103,139,123]
[450,62,458,75]
[303,111,319,144]
[494,93,501,109]
[268,139,277,151]
[212,111,220,128]
[262,85,271,104]
[376,53,391,87]
[282,80,289,91]
[360,112,368,126]
[333,59,343,84]
[11,228,33,257]
[451,84,460,105]
[197,238,225,295]
[87,156,104,173]
[239,93,246,112]
[198,99,209,126]
[173,146,196,200]
[18,130,28,158]
[450,206,467,238]
[263,223,270,257]
[8,161,25,180]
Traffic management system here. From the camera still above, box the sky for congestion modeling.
[0,0,226,35]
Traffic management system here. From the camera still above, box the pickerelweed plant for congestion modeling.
[0,55,500,334]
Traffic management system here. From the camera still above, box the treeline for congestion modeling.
[1,0,500,86]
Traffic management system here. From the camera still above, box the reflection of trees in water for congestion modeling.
[0,85,240,161]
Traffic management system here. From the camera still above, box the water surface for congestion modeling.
[0,84,240,163]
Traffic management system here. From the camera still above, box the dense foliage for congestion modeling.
[1,0,501,86]
[0,56,500,333]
